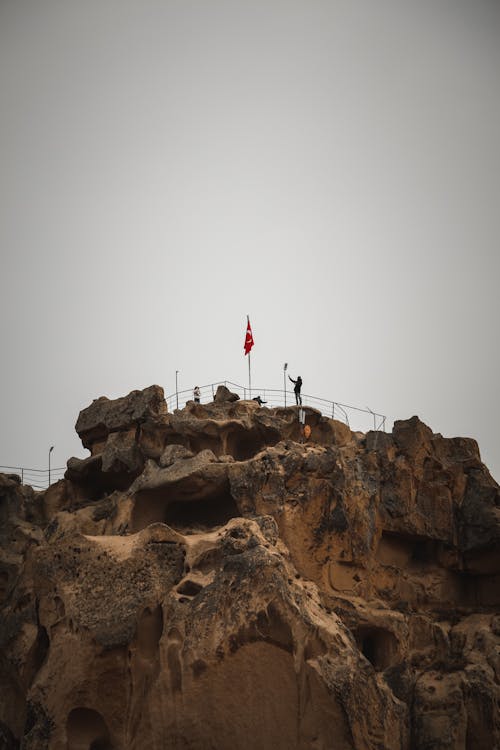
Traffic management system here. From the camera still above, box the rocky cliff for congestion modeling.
[1,385,499,750]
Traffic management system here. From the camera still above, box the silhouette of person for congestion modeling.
[193,386,201,403]
[253,395,267,406]
[288,375,302,405]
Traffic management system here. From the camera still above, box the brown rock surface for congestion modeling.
[1,388,499,749]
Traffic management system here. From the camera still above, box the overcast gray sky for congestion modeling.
[1,0,499,482]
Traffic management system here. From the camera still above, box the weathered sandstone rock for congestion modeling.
[213,384,240,403]
[0,385,499,749]
[75,385,168,452]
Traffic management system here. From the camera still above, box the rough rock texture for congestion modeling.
[1,387,499,749]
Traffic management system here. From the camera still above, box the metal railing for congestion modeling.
[166,380,386,433]
[0,465,66,490]
[1,385,385,490]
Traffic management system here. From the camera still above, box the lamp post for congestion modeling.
[175,370,179,409]
[283,363,288,407]
[48,446,54,488]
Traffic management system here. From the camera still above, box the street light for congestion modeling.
[283,363,288,407]
[48,446,54,488]
[175,370,179,409]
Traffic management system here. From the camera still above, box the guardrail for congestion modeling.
[0,465,66,490]
[2,384,385,490]
[166,380,386,433]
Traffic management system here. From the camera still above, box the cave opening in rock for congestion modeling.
[66,707,114,750]
[377,530,441,569]
[131,485,240,533]
[176,579,204,597]
[188,436,223,457]
[164,488,240,533]
[226,429,280,461]
[410,539,439,565]
[356,627,398,671]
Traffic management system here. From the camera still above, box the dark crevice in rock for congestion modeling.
[131,484,240,534]
[165,490,240,533]
[31,625,50,679]
[355,626,399,671]
[377,531,442,569]
[176,580,203,597]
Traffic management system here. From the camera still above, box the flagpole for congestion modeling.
[245,314,253,398]
[247,314,251,397]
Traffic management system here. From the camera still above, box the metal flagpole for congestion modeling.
[245,314,253,398]
[247,314,251,397]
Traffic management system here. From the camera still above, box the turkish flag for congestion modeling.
[244,317,254,355]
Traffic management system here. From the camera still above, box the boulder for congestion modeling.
[214,384,240,403]
[75,385,167,451]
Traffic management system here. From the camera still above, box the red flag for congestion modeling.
[244,317,254,355]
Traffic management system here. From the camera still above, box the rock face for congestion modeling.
[1,387,499,750]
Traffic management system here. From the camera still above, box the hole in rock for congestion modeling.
[66,707,114,750]
[410,539,439,565]
[31,626,50,678]
[164,489,239,532]
[131,484,240,533]
[377,531,440,569]
[185,435,222,457]
[225,429,276,461]
[176,580,203,597]
[356,626,398,671]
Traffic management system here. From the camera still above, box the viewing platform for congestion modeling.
[166,380,386,434]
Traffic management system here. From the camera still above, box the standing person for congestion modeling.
[193,385,201,403]
[288,374,303,405]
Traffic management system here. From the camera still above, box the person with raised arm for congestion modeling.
[288,374,302,405]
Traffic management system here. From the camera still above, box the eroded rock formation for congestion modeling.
[1,386,499,749]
